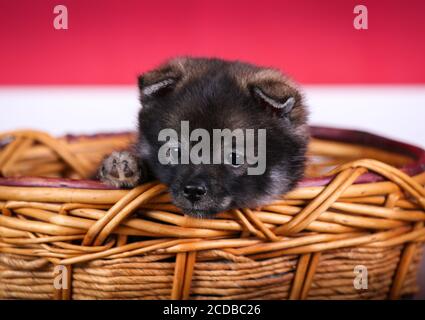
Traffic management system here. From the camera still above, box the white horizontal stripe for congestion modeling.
[0,85,424,147]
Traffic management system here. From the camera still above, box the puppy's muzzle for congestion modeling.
[183,183,207,202]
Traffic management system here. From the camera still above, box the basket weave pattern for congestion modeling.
[0,128,424,300]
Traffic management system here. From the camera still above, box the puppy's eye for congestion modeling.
[227,151,243,167]
[166,146,181,163]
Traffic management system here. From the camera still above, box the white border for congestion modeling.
[0,85,424,147]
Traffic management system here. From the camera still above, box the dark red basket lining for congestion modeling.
[0,126,424,190]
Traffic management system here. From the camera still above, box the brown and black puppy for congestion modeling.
[99,57,309,217]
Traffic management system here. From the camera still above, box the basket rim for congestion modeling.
[0,125,424,190]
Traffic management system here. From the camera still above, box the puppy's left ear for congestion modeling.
[248,70,304,123]
[251,86,296,117]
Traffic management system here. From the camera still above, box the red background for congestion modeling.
[0,0,424,85]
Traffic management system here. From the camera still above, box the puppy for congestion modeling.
[99,57,309,217]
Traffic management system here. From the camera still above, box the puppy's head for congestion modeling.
[137,57,309,217]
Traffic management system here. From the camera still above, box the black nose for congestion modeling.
[183,184,207,202]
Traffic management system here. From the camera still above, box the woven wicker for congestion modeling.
[0,126,424,300]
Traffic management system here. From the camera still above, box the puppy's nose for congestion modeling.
[183,184,207,202]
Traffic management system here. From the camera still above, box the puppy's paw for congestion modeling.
[98,151,143,189]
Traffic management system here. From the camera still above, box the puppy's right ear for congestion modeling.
[138,65,182,101]
[138,76,176,97]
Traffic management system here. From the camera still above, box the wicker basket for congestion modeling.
[0,126,424,300]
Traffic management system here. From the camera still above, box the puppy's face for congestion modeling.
[137,57,309,217]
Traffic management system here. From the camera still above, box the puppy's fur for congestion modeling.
[99,57,309,217]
